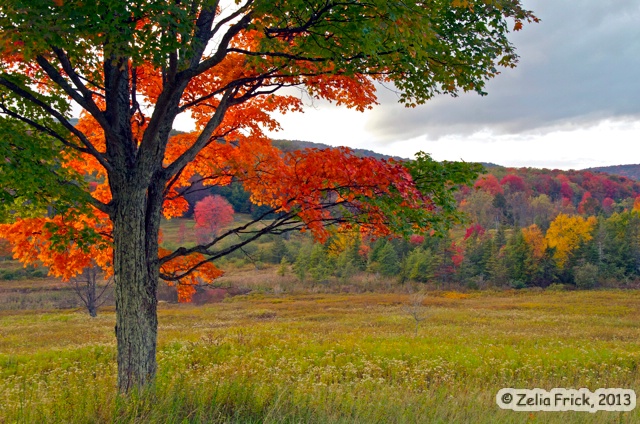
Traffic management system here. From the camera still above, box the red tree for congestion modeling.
[464,224,486,240]
[560,182,574,201]
[602,197,615,214]
[475,174,503,195]
[578,191,599,215]
[409,234,425,245]
[500,174,527,192]
[193,195,235,243]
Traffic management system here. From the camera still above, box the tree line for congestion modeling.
[262,207,639,289]
[175,164,640,290]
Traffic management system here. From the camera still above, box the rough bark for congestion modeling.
[112,186,160,393]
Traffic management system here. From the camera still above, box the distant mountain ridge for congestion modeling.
[585,164,640,181]
[271,139,405,161]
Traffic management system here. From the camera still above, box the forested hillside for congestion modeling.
[587,164,640,181]
[463,166,640,229]
[180,141,640,224]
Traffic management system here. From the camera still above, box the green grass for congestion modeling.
[1,291,640,423]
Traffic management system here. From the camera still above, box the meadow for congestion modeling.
[1,288,639,423]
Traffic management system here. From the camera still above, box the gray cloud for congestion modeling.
[365,0,640,142]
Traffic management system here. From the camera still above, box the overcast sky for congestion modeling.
[260,0,640,170]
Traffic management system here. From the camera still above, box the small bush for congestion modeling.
[27,268,47,278]
[0,270,16,280]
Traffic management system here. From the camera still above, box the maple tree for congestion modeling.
[193,194,235,243]
[499,174,527,193]
[474,174,504,196]
[0,0,536,392]
[578,191,599,215]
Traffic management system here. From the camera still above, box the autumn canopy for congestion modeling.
[0,0,535,391]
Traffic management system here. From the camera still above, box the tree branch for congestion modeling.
[35,55,113,135]
[162,88,236,179]
[0,103,88,153]
[187,10,254,78]
[0,76,113,174]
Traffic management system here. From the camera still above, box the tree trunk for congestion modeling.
[112,188,159,393]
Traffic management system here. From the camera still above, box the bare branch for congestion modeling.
[160,206,292,264]
[52,48,105,107]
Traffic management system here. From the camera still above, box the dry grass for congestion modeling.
[1,290,639,423]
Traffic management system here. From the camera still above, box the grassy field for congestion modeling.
[1,289,639,423]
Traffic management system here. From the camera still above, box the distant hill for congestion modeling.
[271,139,405,161]
[585,164,640,181]
[478,162,503,169]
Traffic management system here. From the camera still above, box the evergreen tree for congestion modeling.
[505,228,528,284]
[293,243,313,282]
[346,236,367,271]
[277,257,289,277]
[267,236,288,264]
[308,244,333,283]
[376,242,401,277]
[486,240,508,285]
[495,225,507,249]
[335,250,358,282]
[404,248,436,283]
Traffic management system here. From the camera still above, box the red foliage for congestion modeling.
[463,224,486,240]
[159,247,223,303]
[474,174,503,195]
[358,243,371,259]
[533,174,555,194]
[560,181,574,200]
[578,191,599,215]
[450,241,464,268]
[409,234,425,245]
[602,197,615,214]
[499,174,526,192]
[193,195,235,240]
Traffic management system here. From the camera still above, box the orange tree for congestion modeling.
[0,0,535,392]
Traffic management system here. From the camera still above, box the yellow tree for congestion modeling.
[545,214,597,269]
[522,224,546,259]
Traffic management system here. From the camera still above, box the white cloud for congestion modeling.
[262,0,640,170]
